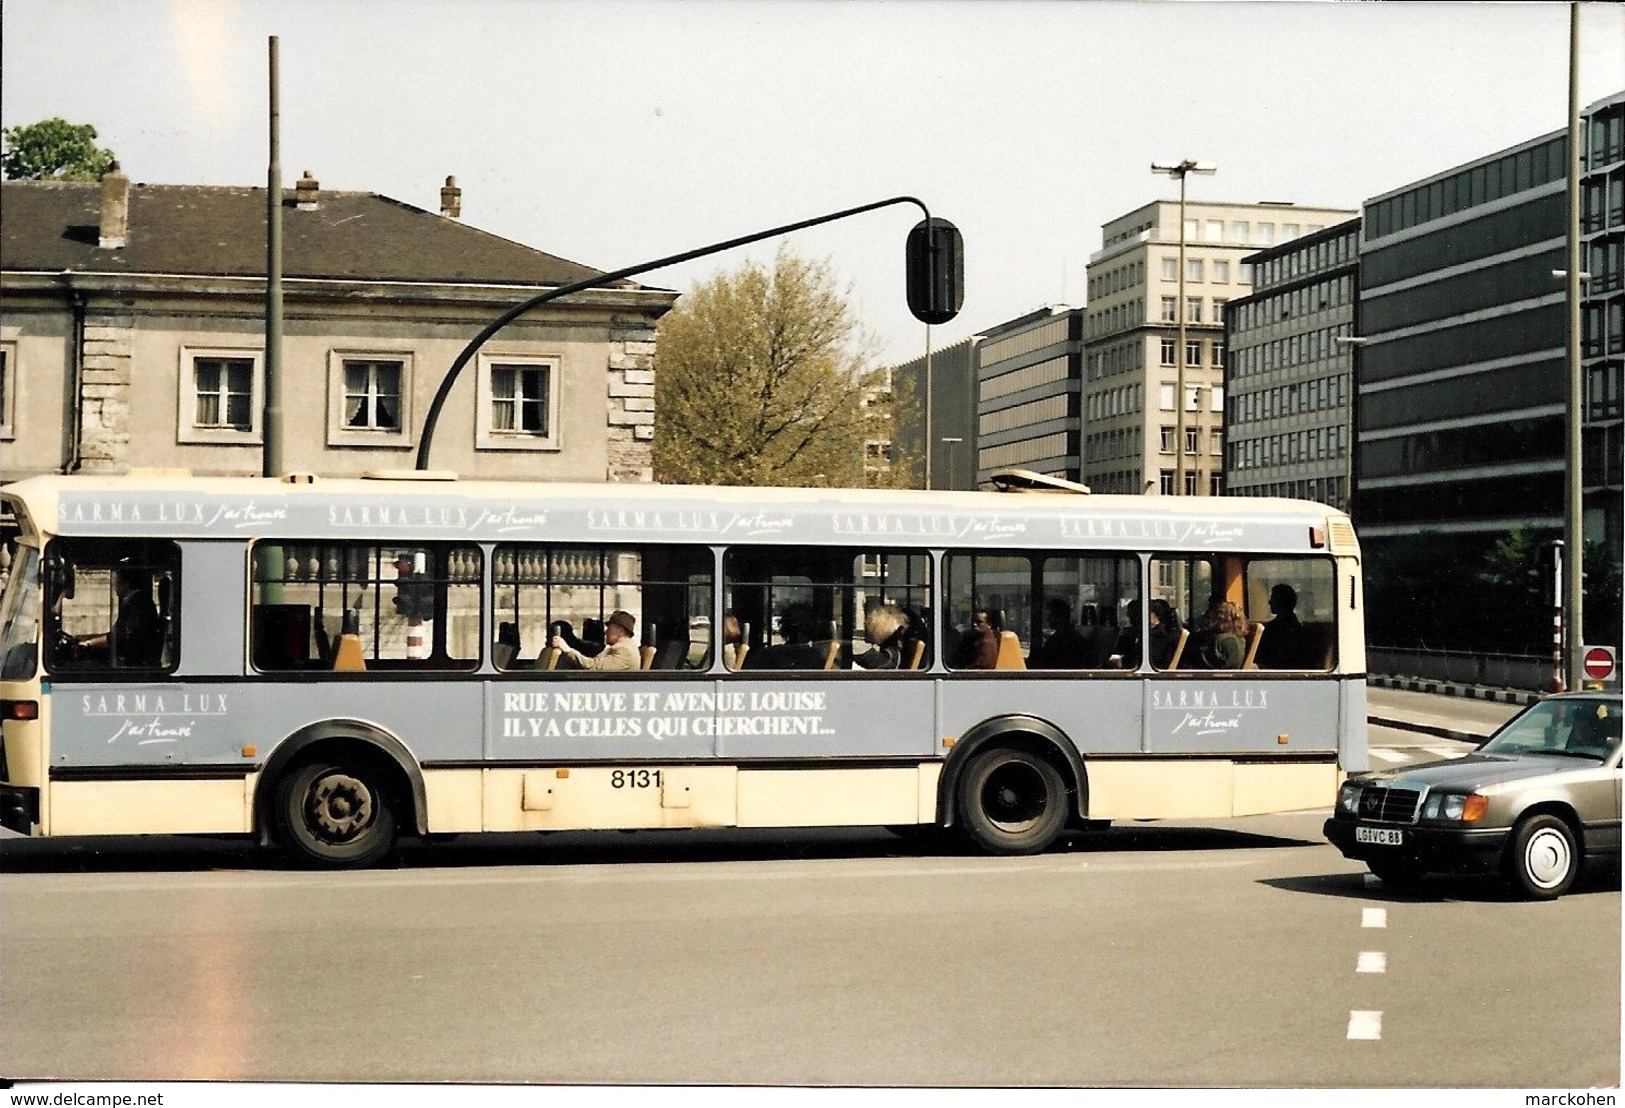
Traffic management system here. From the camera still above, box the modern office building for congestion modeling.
[1083,198,1356,495]
[1358,100,1625,552]
[1223,218,1361,511]
[973,306,1085,487]
[888,336,980,490]
[1581,90,1624,547]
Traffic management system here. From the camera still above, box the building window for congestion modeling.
[1185,428,1199,455]
[1160,425,1174,453]
[1255,223,1275,246]
[179,347,262,444]
[1212,299,1228,322]
[477,354,561,452]
[1186,259,1203,282]
[1159,384,1176,410]
[1161,258,1177,281]
[1160,339,1177,367]
[1212,343,1226,371]
[1187,297,1203,323]
[1160,470,1175,495]
[1205,220,1223,242]
[344,361,402,430]
[1213,260,1230,283]
[1209,385,1225,412]
[1161,296,1177,321]
[1208,474,1223,496]
[327,352,414,447]
[1183,472,1198,496]
[1186,340,1203,366]
[0,344,14,441]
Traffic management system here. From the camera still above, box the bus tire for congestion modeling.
[275,757,398,868]
[957,747,1067,855]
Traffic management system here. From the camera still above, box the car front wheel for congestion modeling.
[1505,813,1578,900]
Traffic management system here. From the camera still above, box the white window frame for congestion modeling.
[1160,257,1177,281]
[476,352,562,452]
[178,346,262,445]
[327,350,414,448]
[0,342,16,441]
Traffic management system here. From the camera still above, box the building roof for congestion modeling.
[0,179,619,289]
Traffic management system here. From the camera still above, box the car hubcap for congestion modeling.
[308,773,374,841]
[1524,827,1572,889]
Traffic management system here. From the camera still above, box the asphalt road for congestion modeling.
[1,689,1616,1089]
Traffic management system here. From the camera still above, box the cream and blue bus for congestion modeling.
[0,471,1365,866]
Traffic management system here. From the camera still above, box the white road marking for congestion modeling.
[1356,951,1387,974]
[1362,907,1387,928]
[1423,745,1467,759]
[1368,749,1407,763]
[1347,1010,1383,1040]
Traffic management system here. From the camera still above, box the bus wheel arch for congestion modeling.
[939,716,1086,850]
[255,721,426,862]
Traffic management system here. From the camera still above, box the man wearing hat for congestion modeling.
[552,609,640,671]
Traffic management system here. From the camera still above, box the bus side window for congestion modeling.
[44,539,181,674]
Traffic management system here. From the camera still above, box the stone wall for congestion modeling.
[76,308,135,473]
[606,325,656,483]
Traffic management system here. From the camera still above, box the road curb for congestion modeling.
[1367,674,1542,706]
[1366,715,1485,745]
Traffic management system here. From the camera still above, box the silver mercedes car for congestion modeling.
[1325,691,1622,899]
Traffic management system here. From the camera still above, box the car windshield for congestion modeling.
[1480,698,1622,761]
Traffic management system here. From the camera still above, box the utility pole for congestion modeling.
[263,35,283,480]
[1563,2,1584,688]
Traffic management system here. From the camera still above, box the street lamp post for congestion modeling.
[940,436,963,490]
[1152,160,1216,495]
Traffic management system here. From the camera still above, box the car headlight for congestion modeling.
[1424,792,1488,822]
[1338,782,1361,814]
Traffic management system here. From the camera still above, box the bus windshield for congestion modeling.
[0,544,39,680]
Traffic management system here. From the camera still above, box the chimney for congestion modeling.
[295,169,320,210]
[440,175,461,219]
[98,162,130,249]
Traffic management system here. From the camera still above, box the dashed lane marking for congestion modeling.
[1347,1010,1383,1040]
[1356,951,1387,974]
[1362,907,1387,929]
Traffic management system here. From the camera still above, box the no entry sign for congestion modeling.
[1583,646,1617,683]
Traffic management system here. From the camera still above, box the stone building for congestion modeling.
[0,169,677,485]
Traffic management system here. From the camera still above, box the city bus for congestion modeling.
[0,470,1366,867]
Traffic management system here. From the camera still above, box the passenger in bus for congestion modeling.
[1189,600,1249,670]
[1030,598,1089,669]
[951,608,1001,669]
[752,603,831,669]
[551,609,639,671]
[74,565,162,668]
[550,618,605,659]
[1253,584,1306,670]
[852,603,909,669]
[1122,599,1183,670]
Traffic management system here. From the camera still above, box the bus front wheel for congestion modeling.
[275,757,398,868]
[957,747,1068,855]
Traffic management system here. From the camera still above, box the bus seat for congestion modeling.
[1167,628,1190,670]
[639,644,658,670]
[1304,622,1335,670]
[493,621,520,669]
[541,646,560,671]
[652,640,688,670]
[1242,622,1264,670]
[995,631,1026,671]
[727,642,750,670]
[822,640,840,670]
[906,639,926,671]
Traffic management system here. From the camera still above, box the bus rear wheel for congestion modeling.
[276,757,398,868]
[958,747,1067,855]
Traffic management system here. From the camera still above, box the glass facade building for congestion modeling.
[1223,219,1361,510]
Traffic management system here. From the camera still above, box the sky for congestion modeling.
[3,0,1623,368]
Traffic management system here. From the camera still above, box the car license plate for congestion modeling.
[1355,826,1403,846]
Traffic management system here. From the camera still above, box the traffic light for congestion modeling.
[906,217,963,325]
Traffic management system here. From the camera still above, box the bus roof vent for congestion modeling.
[281,472,318,485]
[362,468,459,482]
[988,468,1092,495]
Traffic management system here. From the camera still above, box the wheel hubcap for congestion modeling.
[982,763,1047,829]
[308,773,374,840]
[1524,827,1572,889]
